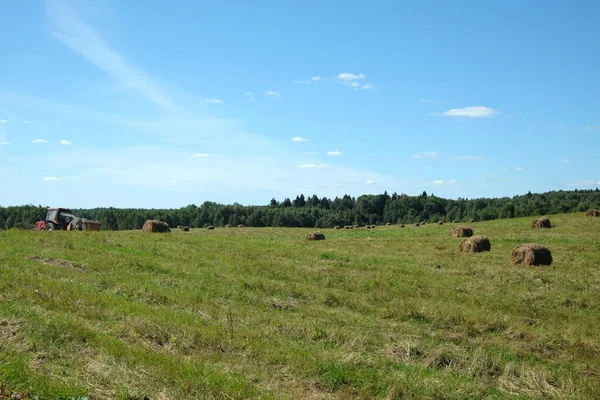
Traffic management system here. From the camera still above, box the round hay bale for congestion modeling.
[344,225,351,230]
[182,226,190,232]
[414,223,420,227]
[469,219,475,223]
[586,209,599,217]
[142,220,171,233]
[437,221,444,225]
[510,243,552,266]
[207,225,215,230]
[366,225,372,229]
[353,224,359,228]
[306,231,325,240]
[177,225,183,229]
[400,224,405,228]
[225,224,231,228]
[385,222,391,226]
[452,220,458,223]
[452,226,473,238]
[237,224,245,228]
[531,217,551,229]
[371,225,376,229]
[333,226,341,230]
[459,235,491,253]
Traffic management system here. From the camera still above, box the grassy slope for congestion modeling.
[0,213,599,399]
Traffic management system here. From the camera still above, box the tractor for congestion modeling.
[35,208,101,231]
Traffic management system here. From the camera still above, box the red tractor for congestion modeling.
[35,208,101,231]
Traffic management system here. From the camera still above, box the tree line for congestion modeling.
[1,189,599,230]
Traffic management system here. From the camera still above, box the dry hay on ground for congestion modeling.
[344,225,351,230]
[531,217,551,229]
[237,224,245,228]
[586,209,599,217]
[142,220,171,233]
[333,226,341,230]
[306,231,325,240]
[181,226,190,232]
[452,226,473,238]
[510,243,552,266]
[459,235,491,253]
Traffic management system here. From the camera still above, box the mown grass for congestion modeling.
[0,213,599,399]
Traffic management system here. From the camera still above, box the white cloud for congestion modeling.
[32,139,48,144]
[584,125,600,131]
[413,151,438,159]
[562,159,570,163]
[0,119,7,123]
[23,120,31,124]
[48,0,176,110]
[244,92,254,96]
[290,137,309,143]
[42,177,59,181]
[0,141,9,146]
[265,91,280,98]
[327,150,342,156]
[360,84,374,90]
[349,82,359,88]
[366,179,376,184]
[441,106,499,118]
[304,151,318,155]
[311,76,321,81]
[454,155,483,160]
[570,180,600,186]
[193,153,211,157]
[296,163,327,169]
[204,98,224,104]
[337,73,365,82]
[60,139,72,145]
[515,167,524,171]
[432,179,459,187]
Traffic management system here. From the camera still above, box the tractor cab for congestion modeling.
[36,208,76,231]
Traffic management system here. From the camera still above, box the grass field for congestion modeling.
[0,213,599,399]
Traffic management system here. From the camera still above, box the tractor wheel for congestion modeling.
[45,222,55,231]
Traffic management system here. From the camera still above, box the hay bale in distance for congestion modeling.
[452,226,473,238]
[385,222,391,226]
[586,209,599,217]
[306,231,325,240]
[437,221,444,225]
[510,243,552,266]
[459,235,491,253]
[344,225,351,230]
[452,220,458,223]
[333,226,341,230]
[469,219,475,223]
[142,220,171,233]
[531,217,551,229]
[207,225,215,230]
[182,226,190,232]
[353,224,359,228]
[414,223,420,227]
[237,224,245,228]
[400,224,405,228]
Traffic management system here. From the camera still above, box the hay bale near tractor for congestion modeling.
[586,209,599,217]
[142,220,171,233]
[510,243,552,266]
[531,217,551,229]
[306,231,325,240]
[452,226,473,238]
[459,236,491,253]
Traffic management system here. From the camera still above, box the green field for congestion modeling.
[0,213,599,399]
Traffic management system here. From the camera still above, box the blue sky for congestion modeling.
[1,0,599,208]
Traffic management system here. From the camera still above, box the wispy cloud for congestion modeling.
[441,106,499,118]
[327,150,342,156]
[32,139,48,144]
[42,176,59,181]
[60,139,72,145]
[366,179,376,184]
[420,99,446,103]
[515,167,524,171]
[265,91,280,98]
[296,163,327,169]
[311,76,321,81]
[353,84,374,91]
[0,141,9,146]
[244,92,254,96]
[48,0,176,110]
[204,98,224,104]
[290,137,309,143]
[584,125,600,131]
[335,73,374,90]
[454,155,483,160]
[432,179,459,187]
[413,151,438,159]
[337,73,365,82]
[0,119,7,123]
[293,76,322,84]
[562,159,570,163]
[193,153,211,158]
[569,180,600,187]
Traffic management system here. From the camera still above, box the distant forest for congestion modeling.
[1,189,599,230]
